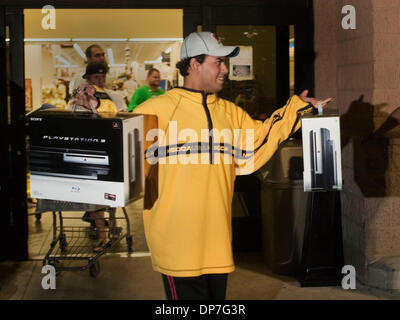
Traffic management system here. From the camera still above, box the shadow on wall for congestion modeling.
[341,95,395,197]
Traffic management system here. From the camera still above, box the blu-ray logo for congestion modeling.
[71,186,80,193]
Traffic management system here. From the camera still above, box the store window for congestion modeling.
[23,9,183,112]
[217,25,294,120]
[217,25,276,120]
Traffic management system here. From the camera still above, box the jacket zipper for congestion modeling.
[201,92,214,164]
[178,87,214,164]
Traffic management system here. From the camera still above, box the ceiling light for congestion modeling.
[243,31,258,39]
[71,38,129,42]
[144,56,162,64]
[107,48,115,65]
[24,38,71,42]
[73,43,86,60]
[55,64,77,68]
[56,55,70,66]
[129,38,183,42]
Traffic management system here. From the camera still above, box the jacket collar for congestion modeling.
[175,87,217,104]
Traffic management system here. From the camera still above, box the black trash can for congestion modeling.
[257,137,307,275]
[258,135,344,286]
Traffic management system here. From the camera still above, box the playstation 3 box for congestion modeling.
[28,109,145,207]
[301,112,342,192]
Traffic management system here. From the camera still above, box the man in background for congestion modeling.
[127,68,164,112]
[71,44,111,92]
[79,62,127,111]
[85,44,107,64]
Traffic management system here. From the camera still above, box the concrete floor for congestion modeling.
[1,199,399,300]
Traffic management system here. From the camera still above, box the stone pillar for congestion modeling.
[314,0,400,288]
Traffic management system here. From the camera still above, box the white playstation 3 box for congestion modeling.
[301,112,342,192]
[28,109,145,207]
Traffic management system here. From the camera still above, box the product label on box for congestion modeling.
[104,193,116,201]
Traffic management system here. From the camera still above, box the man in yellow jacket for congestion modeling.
[134,31,333,300]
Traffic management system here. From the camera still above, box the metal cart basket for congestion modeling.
[36,199,133,278]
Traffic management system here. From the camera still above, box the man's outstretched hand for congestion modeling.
[299,90,333,109]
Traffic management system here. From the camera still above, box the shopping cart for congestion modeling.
[36,200,133,278]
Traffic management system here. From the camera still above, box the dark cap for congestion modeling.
[83,63,109,78]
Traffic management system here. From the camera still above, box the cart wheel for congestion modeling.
[126,236,133,253]
[35,213,42,221]
[89,261,100,278]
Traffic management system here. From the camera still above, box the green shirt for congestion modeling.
[127,85,164,112]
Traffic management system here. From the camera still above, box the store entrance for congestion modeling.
[0,1,314,261]
[0,8,187,261]
[23,9,184,259]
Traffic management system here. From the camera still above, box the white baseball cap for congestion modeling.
[180,32,240,60]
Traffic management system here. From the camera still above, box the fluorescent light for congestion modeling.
[24,38,71,42]
[22,38,182,43]
[107,48,115,65]
[129,38,183,42]
[72,38,128,42]
[73,43,86,60]
[56,55,70,66]
[133,44,143,61]
[55,65,78,68]
[24,37,182,43]
[144,56,162,64]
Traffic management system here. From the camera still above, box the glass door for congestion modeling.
[217,25,278,120]
[0,8,28,261]
[216,25,296,120]
[199,2,314,252]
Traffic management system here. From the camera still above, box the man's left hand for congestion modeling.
[299,90,333,109]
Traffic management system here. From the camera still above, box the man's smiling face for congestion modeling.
[197,56,228,94]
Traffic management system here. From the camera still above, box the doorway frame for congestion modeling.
[0,0,314,261]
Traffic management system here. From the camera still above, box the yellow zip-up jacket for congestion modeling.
[134,87,314,277]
